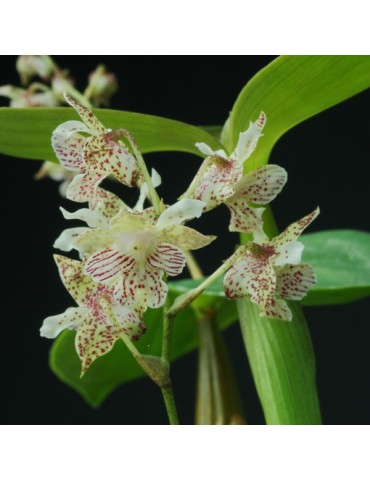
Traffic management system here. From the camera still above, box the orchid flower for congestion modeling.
[184,113,287,239]
[62,198,215,311]
[40,255,146,375]
[54,169,162,253]
[51,92,139,205]
[223,208,319,321]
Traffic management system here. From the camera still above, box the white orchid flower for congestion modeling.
[51,92,139,205]
[40,255,146,375]
[223,208,319,321]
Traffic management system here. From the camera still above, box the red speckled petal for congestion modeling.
[40,306,87,338]
[193,156,242,210]
[83,134,139,187]
[54,255,111,306]
[233,165,287,204]
[147,242,186,276]
[52,125,86,171]
[145,267,168,308]
[223,255,276,308]
[85,248,135,283]
[262,297,292,321]
[111,303,147,341]
[64,93,105,133]
[226,199,265,235]
[93,188,126,219]
[276,263,316,301]
[272,207,320,248]
[76,314,122,375]
[66,171,105,204]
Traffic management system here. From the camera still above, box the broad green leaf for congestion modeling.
[301,230,370,306]
[0,107,222,161]
[225,56,370,170]
[237,298,321,424]
[50,293,238,407]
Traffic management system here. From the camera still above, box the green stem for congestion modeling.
[159,303,180,425]
[161,385,179,425]
[167,252,238,320]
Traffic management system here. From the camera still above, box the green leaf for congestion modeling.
[237,299,321,424]
[226,55,370,169]
[50,293,238,407]
[0,107,223,161]
[301,229,370,306]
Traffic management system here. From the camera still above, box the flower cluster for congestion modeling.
[0,55,118,196]
[41,96,319,374]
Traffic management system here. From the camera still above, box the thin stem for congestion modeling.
[161,385,179,425]
[167,252,238,320]
[160,303,180,424]
[185,251,204,280]
[161,303,172,362]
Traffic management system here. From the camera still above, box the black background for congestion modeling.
[1,56,369,424]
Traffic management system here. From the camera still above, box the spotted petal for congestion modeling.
[276,263,316,301]
[145,267,168,308]
[232,165,288,204]
[262,297,292,321]
[93,188,127,219]
[40,306,87,339]
[223,254,276,308]
[83,133,138,187]
[64,92,105,133]
[160,224,215,250]
[85,247,135,283]
[226,198,265,235]
[54,255,117,312]
[147,242,186,276]
[192,157,242,211]
[272,207,320,248]
[66,171,105,204]
[51,123,87,171]
[111,303,147,341]
[76,314,123,375]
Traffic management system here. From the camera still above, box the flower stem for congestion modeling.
[161,385,179,425]
[167,252,238,320]
[160,303,180,425]
[184,251,204,280]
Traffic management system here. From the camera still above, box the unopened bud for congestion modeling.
[16,55,55,85]
[85,65,118,106]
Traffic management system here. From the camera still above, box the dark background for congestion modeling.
[1,56,369,424]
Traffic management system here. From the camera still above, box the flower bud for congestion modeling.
[16,55,55,85]
[85,65,118,106]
